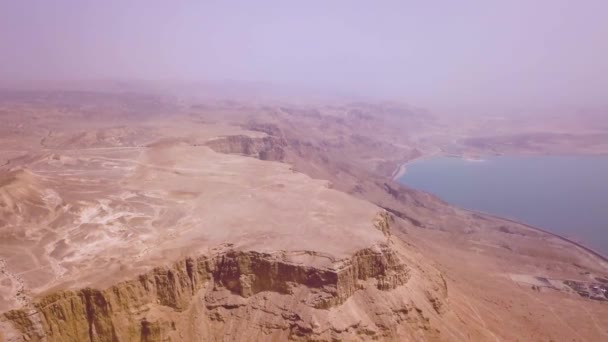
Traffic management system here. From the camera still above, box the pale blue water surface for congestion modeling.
[398,156,608,254]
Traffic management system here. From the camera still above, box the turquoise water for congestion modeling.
[398,156,608,254]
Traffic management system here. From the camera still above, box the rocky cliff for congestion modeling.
[0,213,449,341]
[204,135,286,161]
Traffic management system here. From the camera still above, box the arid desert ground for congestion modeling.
[1,88,607,341]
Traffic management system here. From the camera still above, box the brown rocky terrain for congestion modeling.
[0,89,607,341]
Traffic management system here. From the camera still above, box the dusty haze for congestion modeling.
[2,3,608,339]
[1,0,608,109]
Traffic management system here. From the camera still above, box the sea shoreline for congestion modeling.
[466,208,608,263]
[391,154,608,263]
[391,153,477,181]
[390,153,439,181]
[391,163,408,180]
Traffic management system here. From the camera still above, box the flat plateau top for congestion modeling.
[0,123,385,312]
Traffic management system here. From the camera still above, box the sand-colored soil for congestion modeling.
[1,89,607,341]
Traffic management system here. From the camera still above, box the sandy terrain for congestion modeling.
[0,88,607,341]
[0,124,386,310]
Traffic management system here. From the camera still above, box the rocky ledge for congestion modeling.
[1,240,409,341]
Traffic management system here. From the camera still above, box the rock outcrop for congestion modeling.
[0,241,416,341]
[204,135,286,161]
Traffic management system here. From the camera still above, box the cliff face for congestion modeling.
[204,135,286,161]
[0,246,423,341]
[1,210,445,342]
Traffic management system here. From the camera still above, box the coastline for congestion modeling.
[466,208,608,264]
[391,154,608,264]
[391,163,408,180]
[390,153,438,181]
[390,153,482,181]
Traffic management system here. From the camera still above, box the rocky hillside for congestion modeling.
[1,213,453,341]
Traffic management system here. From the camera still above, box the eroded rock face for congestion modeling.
[204,135,286,161]
[1,240,431,342]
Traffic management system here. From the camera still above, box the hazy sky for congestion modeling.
[1,0,607,108]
